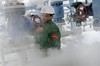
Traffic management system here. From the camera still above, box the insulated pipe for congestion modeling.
[92,0,100,28]
[51,1,65,23]
[69,0,76,30]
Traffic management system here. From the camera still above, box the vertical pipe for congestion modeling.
[51,1,64,23]
[85,0,88,4]
[69,0,76,30]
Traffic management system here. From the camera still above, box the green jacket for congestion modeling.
[35,20,61,49]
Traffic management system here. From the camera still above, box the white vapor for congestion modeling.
[0,0,100,66]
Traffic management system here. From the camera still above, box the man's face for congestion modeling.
[41,13,52,22]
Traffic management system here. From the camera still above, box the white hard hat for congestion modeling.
[40,5,55,14]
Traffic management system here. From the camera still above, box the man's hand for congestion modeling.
[36,26,43,33]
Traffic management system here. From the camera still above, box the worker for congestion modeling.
[34,5,61,51]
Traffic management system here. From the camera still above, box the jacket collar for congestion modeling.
[47,19,52,23]
[43,19,52,25]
